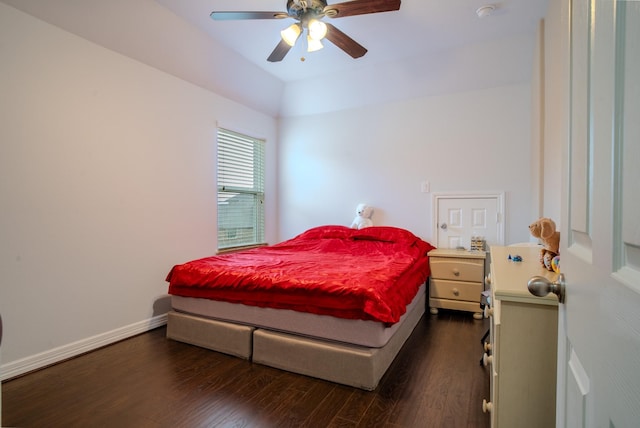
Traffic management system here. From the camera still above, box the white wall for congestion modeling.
[527,12,564,234]
[541,0,565,224]
[278,83,533,245]
[530,20,545,221]
[0,4,278,377]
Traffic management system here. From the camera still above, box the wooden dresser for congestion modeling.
[428,248,486,319]
[482,246,559,428]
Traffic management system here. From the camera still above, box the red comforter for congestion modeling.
[166,225,435,324]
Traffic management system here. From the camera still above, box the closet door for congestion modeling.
[434,194,504,250]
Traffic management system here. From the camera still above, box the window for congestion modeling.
[216,128,265,250]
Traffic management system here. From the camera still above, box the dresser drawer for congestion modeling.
[430,278,483,302]
[430,257,484,282]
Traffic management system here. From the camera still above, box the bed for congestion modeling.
[165,225,435,390]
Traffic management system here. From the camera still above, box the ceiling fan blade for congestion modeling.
[210,11,288,20]
[267,39,293,62]
[324,0,401,18]
[324,23,367,58]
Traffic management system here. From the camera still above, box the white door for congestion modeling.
[434,194,504,250]
[555,1,640,427]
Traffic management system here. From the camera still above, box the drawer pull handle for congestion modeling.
[484,306,493,318]
[482,353,492,367]
[482,399,493,413]
[484,342,492,352]
[452,288,460,296]
[452,269,460,276]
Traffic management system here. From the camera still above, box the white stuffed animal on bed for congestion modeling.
[351,203,374,229]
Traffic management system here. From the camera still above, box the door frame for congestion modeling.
[432,191,506,248]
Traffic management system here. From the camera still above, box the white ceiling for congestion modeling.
[156,0,548,82]
[2,0,549,117]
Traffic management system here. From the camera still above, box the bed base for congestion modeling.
[166,292,425,390]
[166,311,254,359]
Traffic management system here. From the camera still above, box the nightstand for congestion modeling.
[428,248,486,319]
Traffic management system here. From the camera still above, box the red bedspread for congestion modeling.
[166,225,435,324]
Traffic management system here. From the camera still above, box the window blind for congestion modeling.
[217,128,265,250]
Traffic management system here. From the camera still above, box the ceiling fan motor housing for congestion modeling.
[287,0,329,21]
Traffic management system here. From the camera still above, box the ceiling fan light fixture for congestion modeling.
[210,0,403,62]
[281,23,302,46]
[307,35,324,52]
[308,19,327,40]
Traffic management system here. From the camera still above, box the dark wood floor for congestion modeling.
[2,310,490,428]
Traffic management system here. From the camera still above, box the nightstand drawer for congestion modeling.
[430,257,484,282]
[430,278,483,302]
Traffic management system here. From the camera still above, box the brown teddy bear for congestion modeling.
[529,217,560,271]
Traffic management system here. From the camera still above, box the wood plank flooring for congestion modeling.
[2,310,490,428]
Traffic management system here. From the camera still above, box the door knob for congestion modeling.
[440,223,447,230]
[527,273,566,303]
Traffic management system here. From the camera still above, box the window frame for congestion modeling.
[216,127,266,251]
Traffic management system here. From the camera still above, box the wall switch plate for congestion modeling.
[421,181,430,193]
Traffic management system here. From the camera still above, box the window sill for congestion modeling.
[217,243,268,254]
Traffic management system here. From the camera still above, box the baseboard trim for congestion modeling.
[1,314,168,381]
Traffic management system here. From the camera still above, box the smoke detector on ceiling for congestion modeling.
[476,5,496,18]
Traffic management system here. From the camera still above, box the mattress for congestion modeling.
[167,225,434,324]
[171,282,426,348]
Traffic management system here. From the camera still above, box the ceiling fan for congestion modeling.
[210,0,402,62]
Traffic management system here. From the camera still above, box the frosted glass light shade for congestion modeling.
[307,36,323,52]
[308,19,327,40]
[281,24,301,46]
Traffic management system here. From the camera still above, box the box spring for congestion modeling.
[166,284,426,390]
